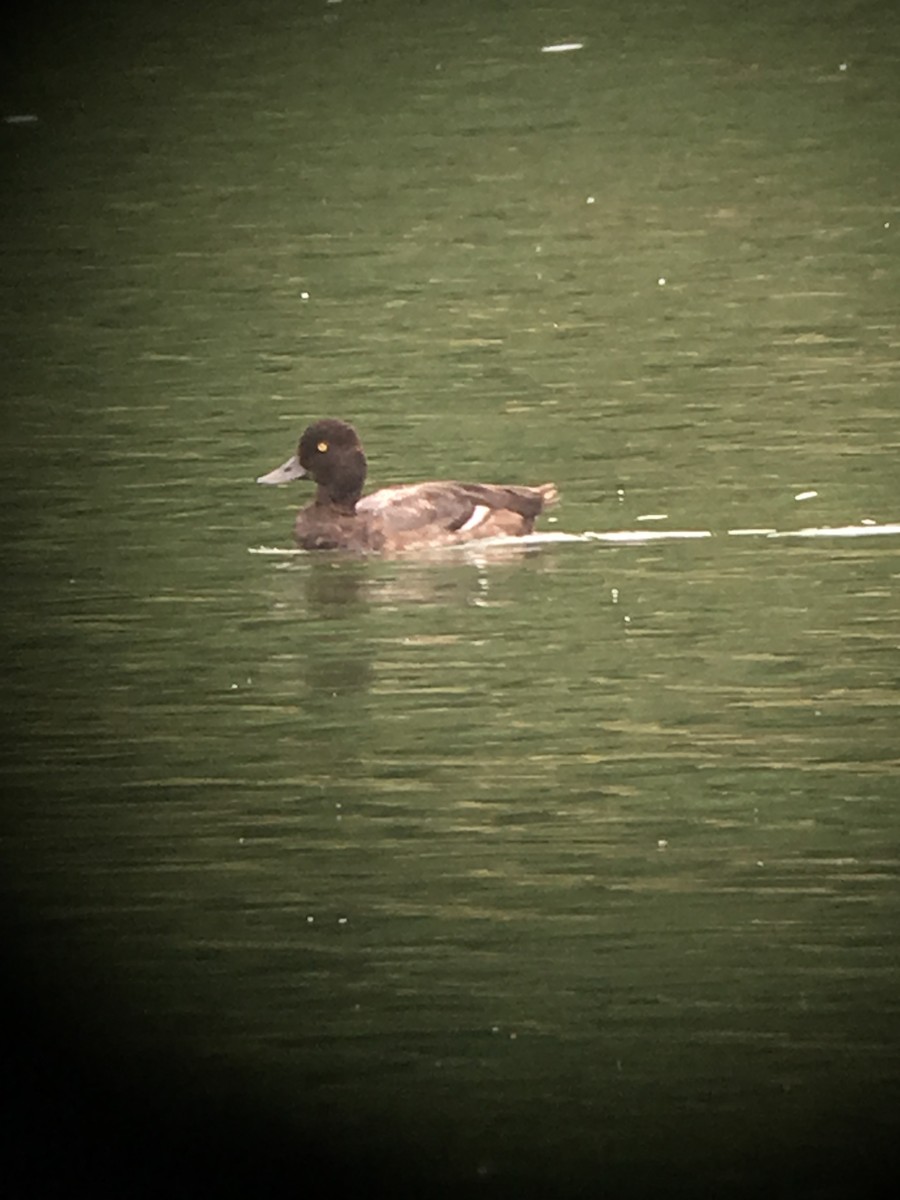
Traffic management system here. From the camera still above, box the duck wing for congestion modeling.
[357,481,557,536]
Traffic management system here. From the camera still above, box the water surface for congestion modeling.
[2,1,899,1195]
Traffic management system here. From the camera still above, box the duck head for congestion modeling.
[257,418,368,511]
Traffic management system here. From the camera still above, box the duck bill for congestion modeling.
[257,454,307,485]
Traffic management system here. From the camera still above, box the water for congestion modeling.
[2,1,899,1195]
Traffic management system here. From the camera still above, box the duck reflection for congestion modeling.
[259,538,553,613]
[255,546,556,722]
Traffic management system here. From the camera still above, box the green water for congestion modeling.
[2,1,899,1194]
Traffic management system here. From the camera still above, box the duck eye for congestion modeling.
[317,441,329,453]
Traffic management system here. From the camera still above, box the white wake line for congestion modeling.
[249,522,900,555]
[504,523,900,545]
[764,523,900,539]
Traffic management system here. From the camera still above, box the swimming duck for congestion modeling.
[257,418,558,552]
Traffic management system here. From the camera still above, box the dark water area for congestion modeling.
[2,1,899,1196]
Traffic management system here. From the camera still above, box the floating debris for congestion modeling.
[541,42,584,53]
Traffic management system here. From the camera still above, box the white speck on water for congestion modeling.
[586,196,595,204]
[794,490,818,501]
[611,588,619,603]
[658,277,666,286]
[636,513,668,522]
[839,62,848,71]
[4,114,39,124]
[300,291,310,300]
[657,839,668,850]
[541,43,584,53]
[338,917,348,925]
[861,518,876,525]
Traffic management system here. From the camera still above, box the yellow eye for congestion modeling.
[317,441,329,453]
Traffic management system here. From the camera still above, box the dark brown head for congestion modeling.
[297,419,367,508]
[257,418,368,511]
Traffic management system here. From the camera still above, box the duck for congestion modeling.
[257,418,558,552]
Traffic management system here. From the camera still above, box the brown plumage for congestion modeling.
[257,418,558,552]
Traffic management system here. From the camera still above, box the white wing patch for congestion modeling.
[458,504,491,533]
